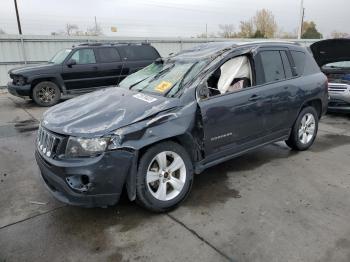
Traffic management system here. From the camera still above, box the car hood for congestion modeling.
[9,63,56,75]
[310,39,350,66]
[42,87,179,137]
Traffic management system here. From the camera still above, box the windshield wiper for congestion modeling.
[128,77,151,90]
[150,63,176,82]
[168,62,199,97]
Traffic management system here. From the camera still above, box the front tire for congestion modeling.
[32,81,61,107]
[136,141,193,212]
[286,106,318,151]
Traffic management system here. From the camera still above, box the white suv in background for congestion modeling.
[311,39,350,113]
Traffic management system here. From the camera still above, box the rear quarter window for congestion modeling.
[117,45,160,61]
[291,51,306,76]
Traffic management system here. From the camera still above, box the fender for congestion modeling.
[28,73,67,94]
[121,101,201,201]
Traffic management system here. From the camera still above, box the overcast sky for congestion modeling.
[0,0,349,37]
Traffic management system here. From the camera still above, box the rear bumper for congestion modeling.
[35,149,135,208]
[7,82,31,97]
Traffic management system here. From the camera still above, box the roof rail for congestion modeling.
[76,41,151,47]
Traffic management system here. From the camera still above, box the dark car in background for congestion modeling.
[7,43,160,106]
[311,38,350,112]
[35,41,328,212]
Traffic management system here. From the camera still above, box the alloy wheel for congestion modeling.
[298,113,316,144]
[37,85,56,103]
[146,151,186,201]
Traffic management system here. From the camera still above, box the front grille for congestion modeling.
[37,126,65,158]
[328,83,349,93]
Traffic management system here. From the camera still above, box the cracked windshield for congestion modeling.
[118,60,207,96]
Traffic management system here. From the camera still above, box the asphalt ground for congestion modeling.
[1,93,350,262]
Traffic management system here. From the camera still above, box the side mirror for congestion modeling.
[197,82,209,100]
[66,59,77,67]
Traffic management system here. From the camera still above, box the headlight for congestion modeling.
[13,75,26,86]
[65,137,109,158]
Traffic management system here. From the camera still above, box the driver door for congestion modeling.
[197,55,270,162]
[61,48,100,90]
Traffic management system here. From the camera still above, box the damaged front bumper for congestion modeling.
[35,149,135,207]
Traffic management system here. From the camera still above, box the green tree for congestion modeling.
[301,21,323,39]
[253,30,265,38]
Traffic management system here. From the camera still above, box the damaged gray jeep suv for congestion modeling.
[35,41,328,212]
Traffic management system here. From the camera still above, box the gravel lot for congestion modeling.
[0,92,350,262]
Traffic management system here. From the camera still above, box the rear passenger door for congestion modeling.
[117,45,160,81]
[94,47,123,86]
[255,48,295,136]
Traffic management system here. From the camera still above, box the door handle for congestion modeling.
[93,66,98,70]
[248,94,261,102]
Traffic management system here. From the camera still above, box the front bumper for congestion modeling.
[7,82,31,97]
[327,83,350,112]
[35,149,135,207]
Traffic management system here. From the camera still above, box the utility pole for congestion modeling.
[297,0,304,39]
[205,23,208,39]
[14,0,22,35]
[94,16,98,35]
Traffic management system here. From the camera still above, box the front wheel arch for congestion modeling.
[125,136,198,202]
[30,77,63,94]
[134,140,194,212]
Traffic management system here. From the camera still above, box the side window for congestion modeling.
[291,51,306,76]
[257,51,285,85]
[204,55,252,97]
[70,49,96,64]
[280,51,293,79]
[95,48,121,63]
[117,46,159,61]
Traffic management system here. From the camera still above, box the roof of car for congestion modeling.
[172,41,302,61]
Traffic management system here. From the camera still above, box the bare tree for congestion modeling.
[237,19,254,38]
[276,27,298,39]
[0,28,6,35]
[330,31,350,38]
[51,30,65,36]
[218,24,236,38]
[65,23,79,36]
[86,23,104,36]
[253,9,277,38]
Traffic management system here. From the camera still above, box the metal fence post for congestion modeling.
[19,35,27,64]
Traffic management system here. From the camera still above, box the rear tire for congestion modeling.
[285,106,318,151]
[32,81,61,107]
[136,141,193,212]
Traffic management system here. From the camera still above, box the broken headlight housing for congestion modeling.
[65,132,123,158]
[13,75,26,86]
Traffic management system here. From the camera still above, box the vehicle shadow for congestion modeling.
[184,142,297,207]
